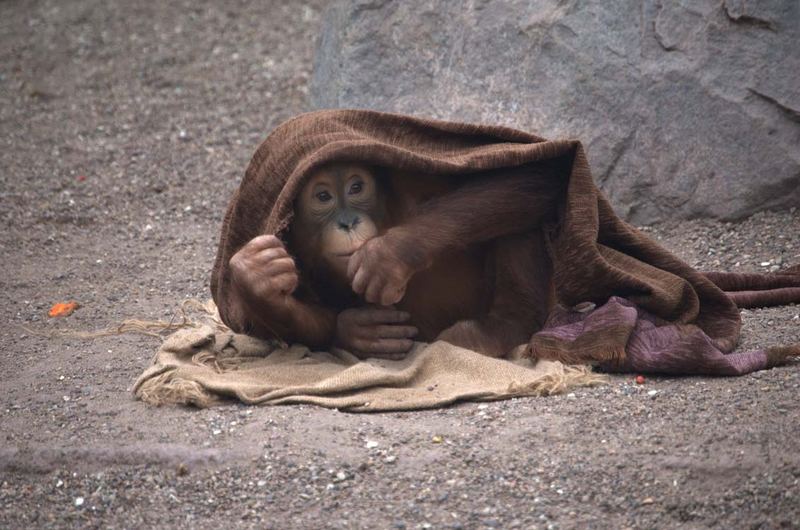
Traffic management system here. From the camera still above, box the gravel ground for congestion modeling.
[1,1,798,529]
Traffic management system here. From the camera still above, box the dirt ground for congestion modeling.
[1,1,799,529]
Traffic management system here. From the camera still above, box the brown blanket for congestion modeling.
[210,109,800,376]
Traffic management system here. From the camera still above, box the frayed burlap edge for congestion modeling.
[134,362,606,410]
[134,366,220,408]
[505,363,607,398]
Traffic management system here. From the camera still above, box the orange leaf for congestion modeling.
[48,301,79,317]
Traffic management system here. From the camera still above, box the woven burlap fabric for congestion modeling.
[133,323,602,411]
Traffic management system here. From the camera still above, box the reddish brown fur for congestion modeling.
[227,161,562,358]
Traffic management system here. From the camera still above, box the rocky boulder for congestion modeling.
[310,0,800,223]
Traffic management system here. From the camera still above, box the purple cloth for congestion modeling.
[533,297,768,375]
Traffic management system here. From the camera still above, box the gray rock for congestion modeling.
[311,0,800,223]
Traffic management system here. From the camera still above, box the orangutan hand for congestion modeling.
[229,235,299,316]
[335,307,418,359]
[347,231,420,306]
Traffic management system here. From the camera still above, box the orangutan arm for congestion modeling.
[226,235,418,357]
[349,173,557,305]
[389,173,556,264]
[227,235,336,348]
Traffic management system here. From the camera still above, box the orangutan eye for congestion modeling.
[349,182,363,195]
[316,191,332,203]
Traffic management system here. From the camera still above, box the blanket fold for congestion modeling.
[704,270,800,308]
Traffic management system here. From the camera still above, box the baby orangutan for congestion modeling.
[227,161,558,359]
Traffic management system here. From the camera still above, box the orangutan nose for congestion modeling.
[337,215,360,231]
